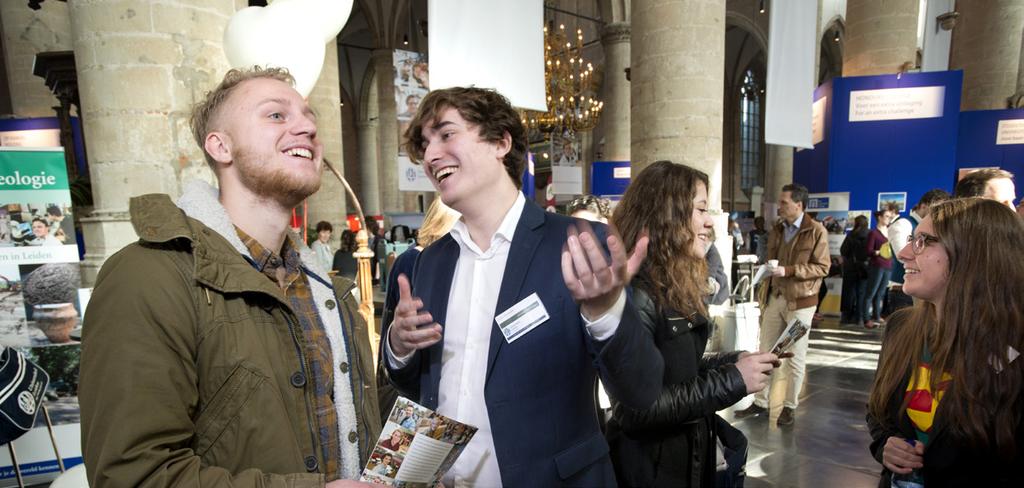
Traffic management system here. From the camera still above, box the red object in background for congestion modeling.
[302,201,308,245]
[344,214,385,233]
[291,208,300,228]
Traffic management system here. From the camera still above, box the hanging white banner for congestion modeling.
[428,0,546,111]
[765,0,817,148]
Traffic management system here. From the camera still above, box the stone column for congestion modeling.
[600,22,631,162]
[307,41,348,242]
[0,1,72,117]
[950,0,1024,110]
[1014,30,1024,107]
[843,0,919,77]
[631,0,726,209]
[357,120,382,216]
[764,144,793,206]
[70,0,233,284]
[372,49,400,214]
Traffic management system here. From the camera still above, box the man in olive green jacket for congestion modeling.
[79,68,380,487]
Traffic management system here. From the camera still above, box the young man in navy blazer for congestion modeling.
[382,87,662,487]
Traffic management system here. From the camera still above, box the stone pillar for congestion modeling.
[0,1,72,117]
[843,0,919,76]
[950,0,1024,110]
[764,144,793,206]
[1014,30,1024,107]
[600,22,631,162]
[70,0,233,284]
[631,0,726,209]
[357,120,382,216]
[372,49,400,214]
[307,41,348,243]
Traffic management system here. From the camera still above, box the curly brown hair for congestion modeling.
[612,161,709,315]
[403,87,528,188]
[190,66,295,170]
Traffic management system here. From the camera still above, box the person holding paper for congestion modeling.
[604,161,779,487]
[79,67,380,488]
[867,198,1024,487]
[383,87,662,487]
[734,183,830,426]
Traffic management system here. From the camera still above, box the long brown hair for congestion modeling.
[612,161,708,315]
[868,198,1024,457]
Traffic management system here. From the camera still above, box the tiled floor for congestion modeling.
[720,318,885,488]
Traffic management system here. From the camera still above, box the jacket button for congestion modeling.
[325,299,336,310]
[290,372,306,387]
[671,325,678,333]
[348,431,357,443]
[339,362,349,374]
[304,455,318,472]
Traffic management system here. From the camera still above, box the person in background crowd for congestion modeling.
[385,86,661,487]
[953,167,1016,210]
[312,220,333,272]
[748,216,769,262]
[867,197,1024,487]
[862,204,898,329]
[79,67,379,487]
[734,183,829,427]
[886,190,950,317]
[332,229,358,280]
[567,194,612,223]
[365,218,385,285]
[605,160,779,487]
[839,215,870,325]
[729,217,744,254]
[703,227,729,306]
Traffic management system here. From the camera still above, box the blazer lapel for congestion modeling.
[425,237,460,402]
[485,201,546,383]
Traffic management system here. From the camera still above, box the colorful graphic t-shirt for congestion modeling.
[903,346,952,445]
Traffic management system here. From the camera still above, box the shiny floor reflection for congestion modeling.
[720,318,884,488]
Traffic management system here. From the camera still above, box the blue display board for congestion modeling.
[956,109,1024,179]
[794,71,963,215]
[590,161,630,198]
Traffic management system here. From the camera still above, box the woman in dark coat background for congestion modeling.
[606,161,780,487]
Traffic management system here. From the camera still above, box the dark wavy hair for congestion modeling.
[612,161,709,315]
[403,87,528,189]
[869,198,1024,458]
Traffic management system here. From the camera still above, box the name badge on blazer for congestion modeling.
[495,293,550,344]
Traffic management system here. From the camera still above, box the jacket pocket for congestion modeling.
[553,432,610,480]
[194,362,267,457]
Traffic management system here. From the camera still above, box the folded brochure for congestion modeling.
[770,317,810,355]
[361,396,478,487]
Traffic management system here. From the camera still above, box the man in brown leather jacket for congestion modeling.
[79,67,380,487]
[734,183,829,427]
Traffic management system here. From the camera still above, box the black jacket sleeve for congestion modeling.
[612,288,747,434]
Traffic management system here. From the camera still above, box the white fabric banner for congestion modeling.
[428,0,546,111]
[921,0,954,72]
[765,0,817,148]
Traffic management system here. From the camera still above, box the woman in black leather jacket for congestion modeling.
[606,161,779,487]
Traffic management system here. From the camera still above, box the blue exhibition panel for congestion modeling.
[795,71,963,213]
[590,161,631,198]
[956,109,1024,179]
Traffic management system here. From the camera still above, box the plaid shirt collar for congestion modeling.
[236,228,303,289]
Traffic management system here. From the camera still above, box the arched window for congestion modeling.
[739,69,762,192]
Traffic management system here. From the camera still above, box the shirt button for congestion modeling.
[304,455,318,472]
[348,431,358,443]
[325,299,336,310]
[290,372,306,388]
[339,362,349,374]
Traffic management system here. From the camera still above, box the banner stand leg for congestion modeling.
[42,405,64,472]
[7,442,23,488]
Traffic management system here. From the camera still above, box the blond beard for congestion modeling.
[233,147,322,208]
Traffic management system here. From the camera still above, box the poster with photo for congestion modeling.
[363,397,477,487]
[877,192,907,212]
[394,49,432,192]
[0,148,84,484]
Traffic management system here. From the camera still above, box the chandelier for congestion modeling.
[520,22,604,136]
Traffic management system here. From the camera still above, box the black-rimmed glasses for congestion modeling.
[906,232,940,255]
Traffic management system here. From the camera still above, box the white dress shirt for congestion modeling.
[387,192,624,487]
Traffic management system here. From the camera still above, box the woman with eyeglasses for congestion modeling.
[867,197,1024,487]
